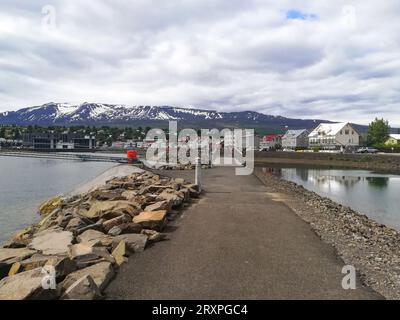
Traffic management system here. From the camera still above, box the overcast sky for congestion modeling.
[1,1,399,125]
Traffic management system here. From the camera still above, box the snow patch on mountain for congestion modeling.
[56,103,80,118]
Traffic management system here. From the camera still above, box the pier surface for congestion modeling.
[106,166,381,299]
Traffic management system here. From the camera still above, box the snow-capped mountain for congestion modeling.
[0,102,337,130]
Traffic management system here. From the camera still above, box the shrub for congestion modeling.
[360,155,373,162]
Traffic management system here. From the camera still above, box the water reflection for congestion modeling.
[366,177,389,188]
[262,167,400,231]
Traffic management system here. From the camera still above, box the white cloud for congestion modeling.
[0,0,399,125]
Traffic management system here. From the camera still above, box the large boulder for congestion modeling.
[0,268,58,300]
[84,201,140,219]
[144,200,171,212]
[112,234,148,253]
[38,197,62,216]
[108,226,122,236]
[132,210,167,231]
[182,184,200,197]
[141,229,167,244]
[111,241,128,266]
[141,185,172,194]
[121,190,138,200]
[65,217,85,231]
[117,223,143,234]
[18,254,76,278]
[157,190,184,207]
[102,215,129,233]
[29,230,73,256]
[61,275,102,300]
[37,209,60,231]
[8,262,21,276]
[68,243,115,268]
[76,230,113,247]
[60,262,114,293]
[0,248,36,266]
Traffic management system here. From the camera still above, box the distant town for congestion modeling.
[0,118,399,154]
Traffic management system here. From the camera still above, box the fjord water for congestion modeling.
[267,167,400,230]
[0,157,114,244]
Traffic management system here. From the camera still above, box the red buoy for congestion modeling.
[127,150,137,159]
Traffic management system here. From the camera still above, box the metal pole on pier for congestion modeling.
[195,156,202,193]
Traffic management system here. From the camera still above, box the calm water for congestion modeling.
[0,157,114,244]
[264,167,400,230]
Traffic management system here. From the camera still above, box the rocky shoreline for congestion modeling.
[0,169,200,300]
[254,167,400,300]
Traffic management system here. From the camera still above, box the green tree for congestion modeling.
[367,118,389,146]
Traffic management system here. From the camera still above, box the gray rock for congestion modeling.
[108,226,122,236]
[60,262,114,293]
[0,248,36,265]
[144,200,172,212]
[112,234,148,253]
[141,229,168,244]
[65,217,85,231]
[102,215,128,233]
[69,243,115,268]
[76,229,113,247]
[157,191,184,207]
[75,220,104,235]
[29,230,73,256]
[61,275,102,300]
[18,254,76,279]
[0,268,58,300]
[118,222,143,234]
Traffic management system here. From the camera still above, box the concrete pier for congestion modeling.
[106,166,380,299]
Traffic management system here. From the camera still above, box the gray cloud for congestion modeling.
[0,0,399,125]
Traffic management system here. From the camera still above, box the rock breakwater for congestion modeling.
[0,170,199,300]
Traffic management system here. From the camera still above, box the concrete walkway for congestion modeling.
[106,166,380,299]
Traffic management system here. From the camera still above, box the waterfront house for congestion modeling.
[385,134,400,146]
[282,129,309,149]
[308,122,360,149]
[260,134,283,149]
[23,133,96,150]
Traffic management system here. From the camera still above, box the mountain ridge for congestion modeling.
[0,102,369,133]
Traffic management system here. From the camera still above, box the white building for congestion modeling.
[55,142,74,149]
[282,129,309,149]
[308,123,360,149]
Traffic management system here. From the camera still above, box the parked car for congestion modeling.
[356,147,378,154]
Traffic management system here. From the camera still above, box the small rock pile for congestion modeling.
[0,171,199,300]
